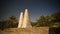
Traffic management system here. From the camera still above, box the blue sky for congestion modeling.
[0,0,60,21]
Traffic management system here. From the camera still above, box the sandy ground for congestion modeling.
[0,27,49,34]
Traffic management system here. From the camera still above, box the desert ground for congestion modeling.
[0,27,49,34]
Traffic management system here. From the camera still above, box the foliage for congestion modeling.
[33,11,60,27]
[51,11,60,22]
[0,16,18,30]
[36,16,50,27]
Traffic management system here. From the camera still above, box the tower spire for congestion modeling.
[22,9,32,28]
[18,9,32,28]
[18,12,23,28]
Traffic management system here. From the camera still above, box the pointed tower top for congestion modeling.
[25,9,28,12]
[20,12,23,14]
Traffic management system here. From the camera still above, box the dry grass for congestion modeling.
[0,27,49,34]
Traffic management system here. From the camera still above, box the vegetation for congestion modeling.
[0,11,60,30]
[32,11,60,27]
[0,16,18,30]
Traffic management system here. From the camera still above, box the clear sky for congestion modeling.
[0,0,60,21]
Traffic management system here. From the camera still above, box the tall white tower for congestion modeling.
[22,9,32,28]
[18,9,32,28]
[18,12,23,28]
